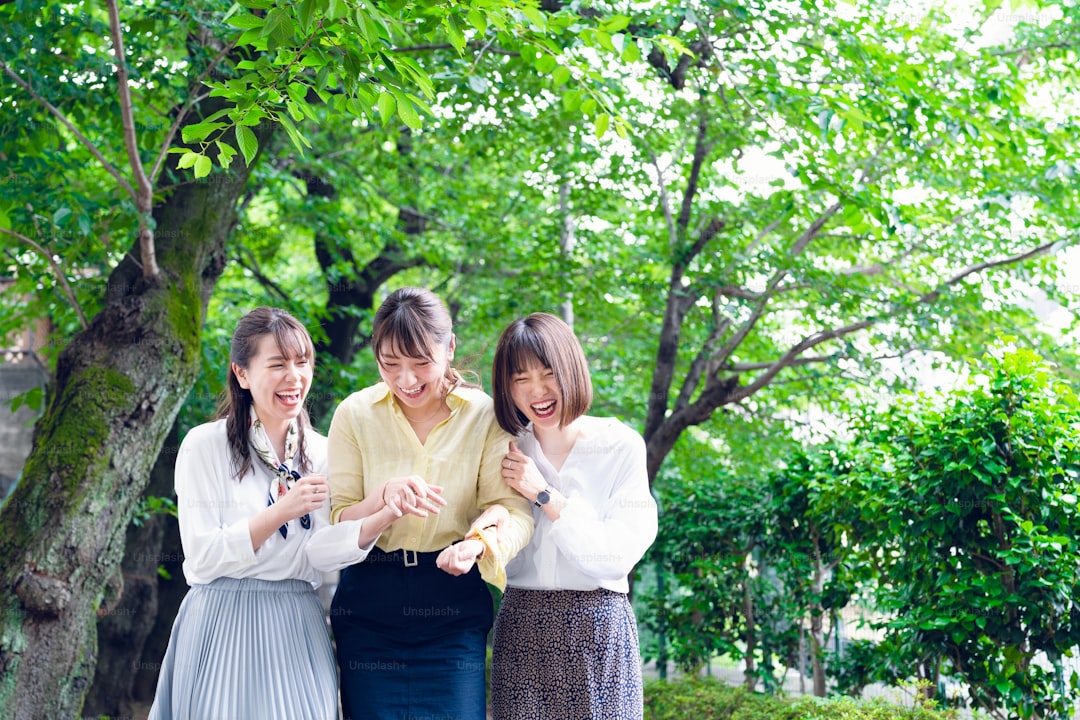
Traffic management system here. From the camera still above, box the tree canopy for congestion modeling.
[1,0,1077,715]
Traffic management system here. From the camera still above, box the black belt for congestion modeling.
[367,546,443,567]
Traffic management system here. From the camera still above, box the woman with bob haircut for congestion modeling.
[150,306,369,720]
[488,312,658,720]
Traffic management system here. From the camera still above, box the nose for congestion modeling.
[526,377,546,398]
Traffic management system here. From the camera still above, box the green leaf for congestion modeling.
[466,9,487,34]
[446,14,466,52]
[595,113,610,138]
[181,122,226,144]
[552,65,571,86]
[391,89,421,130]
[278,113,311,152]
[226,13,264,29]
[595,31,615,53]
[327,0,347,20]
[535,53,557,74]
[377,91,396,126]
[193,154,212,179]
[262,8,294,44]
[622,41,640,63]
[235,125,258,166]
[520,6,546,29]
[599,15,630,33]
[215,140,237,168]
[298,0,316,34]
[176,151,199,169]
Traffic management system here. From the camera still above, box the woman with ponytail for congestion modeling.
[150,307,369,720]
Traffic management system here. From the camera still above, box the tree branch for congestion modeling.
[790,201,843,256]
[727,355,836,371]
[106,0,159,279]
[991,41,1076,57]
[917,241,1059,304]
[674,295,731,413]
[676,100,712,236]
[234,247,290,301]
[733,240,1061,402]
[0,227,88,328]
[0,61,136,201]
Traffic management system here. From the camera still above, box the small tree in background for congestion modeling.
[853,347,1080,718]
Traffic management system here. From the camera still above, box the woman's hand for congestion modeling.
[469,504,509,537]
[278,473,328,521]
[379,475,447,519]
[436,539,485,576]
[500,441,546,503]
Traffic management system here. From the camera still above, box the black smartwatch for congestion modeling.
[534,486,552,508]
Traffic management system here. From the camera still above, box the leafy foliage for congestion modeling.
[644,677,957,720]
[644,347,1080,717]
[853,348,1080,718]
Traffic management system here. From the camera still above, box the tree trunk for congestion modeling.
[742,574,757,691]
[0,117,268,718]
[809,609,827,697]
[82,421,180,717]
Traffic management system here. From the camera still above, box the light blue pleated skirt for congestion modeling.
[148,577,339,720]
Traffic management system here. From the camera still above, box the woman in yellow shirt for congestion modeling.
[325,286,533,720]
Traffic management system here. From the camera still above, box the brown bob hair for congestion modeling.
[491,313,592,435]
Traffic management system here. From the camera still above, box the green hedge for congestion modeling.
[644,678,958,720]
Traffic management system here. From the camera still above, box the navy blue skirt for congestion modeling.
[331,547,494,720]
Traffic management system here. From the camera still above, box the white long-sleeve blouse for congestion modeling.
[505,416,658,594]
[175,419,370,586]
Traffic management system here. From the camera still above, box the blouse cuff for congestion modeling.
[305,519,375,572]
[227,520,259,563]
[466,525,507,591]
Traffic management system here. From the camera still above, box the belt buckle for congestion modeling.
[403,549,418,567]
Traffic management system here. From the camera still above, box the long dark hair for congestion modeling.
[217,307,316,480]
[371,287,479,393]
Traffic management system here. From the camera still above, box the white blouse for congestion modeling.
[176,419,371,586]
[505,417,658,594]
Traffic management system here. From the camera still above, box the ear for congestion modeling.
[447,333,457,362]
[232,363,250,389]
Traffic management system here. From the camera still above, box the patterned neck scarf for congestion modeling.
[249,408,310,538]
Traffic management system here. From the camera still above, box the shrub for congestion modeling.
[643,678,958,720]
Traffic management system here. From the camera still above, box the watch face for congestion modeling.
[536,489,551,506]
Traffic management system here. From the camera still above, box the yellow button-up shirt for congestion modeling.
[328,382,533,582]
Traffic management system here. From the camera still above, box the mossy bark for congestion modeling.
[0,116,271,718]
[82,421,180,718]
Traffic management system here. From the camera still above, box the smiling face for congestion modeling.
[509,360,562,431]
[377,338,454,415]
[232,333,313,430]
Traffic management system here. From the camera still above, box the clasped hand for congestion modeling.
[500,441,544,502]
[279,473,328,520]
[380,475,447,518]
